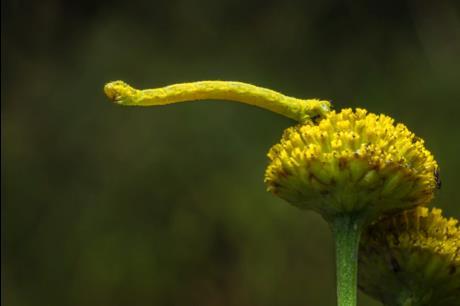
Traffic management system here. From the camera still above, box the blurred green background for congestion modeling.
[3,1,460,305]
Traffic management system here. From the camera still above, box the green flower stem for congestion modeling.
[331,214,364,306]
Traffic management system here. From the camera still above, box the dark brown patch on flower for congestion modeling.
[339,158,348,170]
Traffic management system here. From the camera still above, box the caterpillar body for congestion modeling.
[104,80,331,123]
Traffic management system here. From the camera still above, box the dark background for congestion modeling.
[3,1,460,305]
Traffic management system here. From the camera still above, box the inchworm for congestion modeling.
[104,80,331,123]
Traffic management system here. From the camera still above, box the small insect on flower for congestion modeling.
[434,168,442,190]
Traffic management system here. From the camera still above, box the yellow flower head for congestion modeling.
[359,207,460,305]
[265,108,438,220]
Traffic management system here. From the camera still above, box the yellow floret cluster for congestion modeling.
[359,207,460,305]
[392,208,458,263]
[265,108,438,219]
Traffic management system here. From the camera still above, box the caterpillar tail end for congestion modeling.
[315,99,332,116]
[299,99,332,123]
[104,80,137,105]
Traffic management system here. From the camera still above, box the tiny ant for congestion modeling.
[434,168,441,190]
